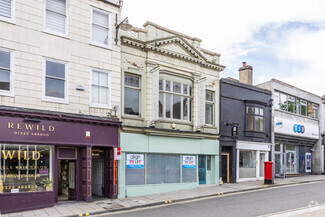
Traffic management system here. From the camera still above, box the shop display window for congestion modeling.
[125,153,197,185]
[0,144,52,193]
[239,150,256,178]
[125,153,145,185]
[147,154,180,184]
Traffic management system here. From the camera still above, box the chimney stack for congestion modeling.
[239,62,253,85]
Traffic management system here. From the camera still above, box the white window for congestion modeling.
[124,73,140,116]
[205,91,214,125]
[0,49,14,96]
[91,69,111,108]
[0,0,14,23]
[45,0,67,36]
[91,8,111,48]
[43,59,68,103]
[159,78,192,121]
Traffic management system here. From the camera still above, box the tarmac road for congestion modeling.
[100,181,325,217]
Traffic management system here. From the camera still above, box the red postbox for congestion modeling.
[264,161,273,184]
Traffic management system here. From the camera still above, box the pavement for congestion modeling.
[2,175,325,217]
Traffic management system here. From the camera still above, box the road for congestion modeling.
[99,182,325,217]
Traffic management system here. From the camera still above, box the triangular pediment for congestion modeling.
[146,36,206,61]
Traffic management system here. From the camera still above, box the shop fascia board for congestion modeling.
[0,106,121,126]
[121,125,219,139]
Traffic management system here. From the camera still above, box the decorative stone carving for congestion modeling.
[197,78,206,127]
[121,36,226,71]
[151,66,160,120]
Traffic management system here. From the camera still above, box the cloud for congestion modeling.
[122,0,325,95]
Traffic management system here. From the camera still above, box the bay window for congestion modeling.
[159,78,192,121]
[246,106,264,132]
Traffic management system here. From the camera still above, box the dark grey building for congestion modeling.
[220,63,272,183]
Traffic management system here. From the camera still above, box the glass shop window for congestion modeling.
[125,153,145,185]
[0,144,52,193]
[182,155,197,183]
[146,154,180,184]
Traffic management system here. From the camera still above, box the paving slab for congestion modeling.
[3,175,325,217]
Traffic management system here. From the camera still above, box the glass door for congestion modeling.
[286,152,296,173]
[259,152,266,178]
[68,161,76,200]
[275,153,284,177]
[198,155,206,184]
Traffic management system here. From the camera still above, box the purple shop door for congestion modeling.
[106,148,118,198]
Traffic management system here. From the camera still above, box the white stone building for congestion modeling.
[0,0,123,213]
[0,0,122,116]
[118,22,226,198]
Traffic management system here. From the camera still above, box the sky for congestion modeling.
[121,0,325,97]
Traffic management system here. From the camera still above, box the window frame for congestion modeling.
[90,7,111,49]
[0,48,14,96]
[158,77,192,123]
[0,0,15,23]
[205,90,215,126]
[43,0,69,38]
[246,106,265,132]
[90,67,111,109]
[274,90,319,120]
[123,72,141,117]
[42,58,69,104]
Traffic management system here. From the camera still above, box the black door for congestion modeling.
[222,153,229,183]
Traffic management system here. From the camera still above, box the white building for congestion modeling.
[0,0,124,213]
[118,22,226,198]
[258,79,322,177]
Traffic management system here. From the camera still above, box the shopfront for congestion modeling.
[236,141,270,182]
[118,132,219,198]
[0,108,120,214]
[274,116,319,177]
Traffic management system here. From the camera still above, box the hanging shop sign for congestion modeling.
[182,155,196,168]
[274,116,319,139]
[114,147,121,160]
[126,154,144,169]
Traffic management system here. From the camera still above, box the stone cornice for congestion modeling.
[143,21,202,42]
[121,36,226,71]
[121,125,220,140]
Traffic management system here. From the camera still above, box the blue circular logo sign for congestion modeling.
[293,124,305,134]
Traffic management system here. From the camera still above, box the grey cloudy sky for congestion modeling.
[122,0,325,96]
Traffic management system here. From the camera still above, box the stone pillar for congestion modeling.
[82,146,92,202]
